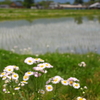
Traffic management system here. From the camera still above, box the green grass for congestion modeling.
[0,9,100,21]
[0,49,100,100]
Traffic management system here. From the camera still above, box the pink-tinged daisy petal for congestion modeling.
[45,85,53,91]
[24,57,35,65]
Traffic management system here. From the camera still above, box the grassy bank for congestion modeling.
[0,49,100,100]
[0,9,100,21]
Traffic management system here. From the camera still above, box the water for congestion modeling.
[0,16,100,54]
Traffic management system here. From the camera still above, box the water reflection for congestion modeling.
[97,16,100,23]
[74,17,83,24]
[0,16,100,54]
[87,15,95,21]
[74,16,100,24]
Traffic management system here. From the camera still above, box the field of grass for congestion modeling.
[0,49,100,100]
[0,9,100,21]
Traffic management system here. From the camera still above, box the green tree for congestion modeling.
[91,0,95,2]
[0,0,11,5]
[24,0,34,8]
[65,2,71,4]
[84,0,97,5]
[38,0,53,8]
[74,0,84,4]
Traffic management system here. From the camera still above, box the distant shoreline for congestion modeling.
[0,9,100,21]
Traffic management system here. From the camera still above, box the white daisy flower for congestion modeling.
[68,77,79,82]
[61,79,69,85]
[13,66,19,70]
[77,97,86,100]
[33,67,42,71]
[21,81,28,84]
[73,83,80,89]
[68,80,74,86]
[24,57,35,65]
[18,80,28,86]
[25,71,34,76]
[12,73,19,80]
[34,58,44,63]
[44,63,53,68]
[6,65,14,69]
[4,67,14,73]
[0,72,6,77]
[23,75,29,81]
[37,63,46,70]
[33,72,41,77]
[33,67,47,74]
[52,76,62,84]
[46,85,53,91]
[2,76,7,80]
[14,87,20,90]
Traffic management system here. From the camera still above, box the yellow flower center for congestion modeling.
[75,84,79,87]
[46,64,49,66]
[28,60,32,63]
[8,69,12,71]
[63,81,67,83]
[69,81,73,84]
[79,98,83,100]
[27,72,31,74]
[13,74,17,77]
[48,86,52,90]
[22,81,26,83]
[40,65,44,67]
[1,73,5,75]
[35,58,38,60]
[40,59,43,61]
[3,76,6,78]
[24,76,28,79]
[53,78,58,82]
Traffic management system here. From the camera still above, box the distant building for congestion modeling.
[10,1,24,8]
[59,4,87,9]
[0,5,9,8]
[31,6,37,9]
[35,3,44,9]
[49,2,59,9]
[89,2,100,9]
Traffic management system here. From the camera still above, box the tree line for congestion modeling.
[0,0,100,8]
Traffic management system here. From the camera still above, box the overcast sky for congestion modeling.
[0,0,90,4]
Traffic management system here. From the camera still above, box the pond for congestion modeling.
[0,16,100,54]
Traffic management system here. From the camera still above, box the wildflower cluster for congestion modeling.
[46,76,80,91]
[0,65,20,93]
[0,57,53,94]
[0,57,87,100]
